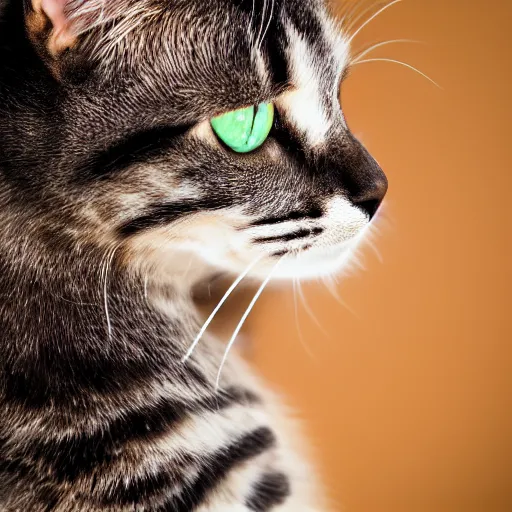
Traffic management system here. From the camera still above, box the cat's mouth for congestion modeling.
[231,196,372,280]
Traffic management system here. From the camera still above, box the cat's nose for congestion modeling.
[320,132,388,219]
[350,176,388,219]
[338,133,388,219]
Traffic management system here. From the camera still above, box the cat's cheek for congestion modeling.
[119,210,251,283]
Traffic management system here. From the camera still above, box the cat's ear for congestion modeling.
[26,0,101,57]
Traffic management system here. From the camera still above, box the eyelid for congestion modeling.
[210,96,280,119]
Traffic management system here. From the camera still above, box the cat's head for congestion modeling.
[5,0,387,283]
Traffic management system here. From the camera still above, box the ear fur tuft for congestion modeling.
[26,0,109,56]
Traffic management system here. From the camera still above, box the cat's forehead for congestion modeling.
[84,0,349,114]
[185,0,351,89]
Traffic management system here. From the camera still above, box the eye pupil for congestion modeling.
[211,103,274,153]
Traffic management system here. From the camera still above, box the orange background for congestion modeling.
[249,0,511,511]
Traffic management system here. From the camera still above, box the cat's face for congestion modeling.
[19,0,387,282]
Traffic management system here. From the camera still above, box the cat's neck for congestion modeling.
[0,234,210,407]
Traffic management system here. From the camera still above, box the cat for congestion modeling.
[0,0,388,510]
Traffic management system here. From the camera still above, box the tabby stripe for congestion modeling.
[0,456,33,481]
[284,2,328,54]
[0,456,60,511]
[264,17,291,87]
[76,124,191,181]
[95,459,189,507]
[158,427,276,512]
[235,0,324,67]
[119,198,229,236]
[270,105,307,156]
[246,472,291,511]
[228,0,290,86]
[253,227,323,243]
[23,388,258,482]
[3,349,207,408]
[251,205,323,226]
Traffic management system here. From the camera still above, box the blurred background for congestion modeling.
[206,0,511,511]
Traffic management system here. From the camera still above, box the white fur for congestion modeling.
[279,24,331,146]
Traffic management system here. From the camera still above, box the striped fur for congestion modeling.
[0,0,388,510]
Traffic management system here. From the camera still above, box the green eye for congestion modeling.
[210,103,274,153]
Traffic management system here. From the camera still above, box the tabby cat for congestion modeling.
[0,0,388,510]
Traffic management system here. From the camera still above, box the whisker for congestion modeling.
[365,237,384,263]
[50,293,96,307]
[297,280,330,339]
[340,0,368,29]
[181,256,262,363]
[345,1,386,35]
[352,255,367,271]
[292,278,317,361]
[351,57,440,87]
[250,0,256,32]
[347,0,403,45]
[259,0,275,50]
[181,254,195,281]
[215,257,283,390]
[352,39,421,64]
[143,274,149,300]
[256,0,268,50]
[102,245,119,339]
[322,276,360,319]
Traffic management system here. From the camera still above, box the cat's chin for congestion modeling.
[272,243,360,280]
[247,240,361,282]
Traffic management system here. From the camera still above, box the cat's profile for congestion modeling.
[0,0,387,510]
